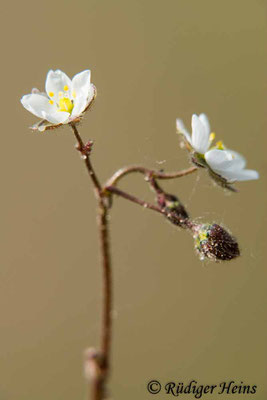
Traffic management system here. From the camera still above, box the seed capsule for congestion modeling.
[194,223,240,261]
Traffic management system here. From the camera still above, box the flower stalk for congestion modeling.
[71,123,112,400]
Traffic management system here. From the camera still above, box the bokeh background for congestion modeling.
[1,0,266,399]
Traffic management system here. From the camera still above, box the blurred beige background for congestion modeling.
[0,0,266,399]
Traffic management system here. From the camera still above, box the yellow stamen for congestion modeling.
[58,97,74,113]
[64,85,69,91]
[199,231,208,241]
[49,100,54,105]
[58,91,63,98]
[72,90,76,99]
[49,92,54,97]
[215,140,225,150]
[209,132,216,141]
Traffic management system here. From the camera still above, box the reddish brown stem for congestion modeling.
[105,164,197,187]
[106,185,195,231]
[71,123,102,196]
[106,185,165,215]
[71,124,111,400]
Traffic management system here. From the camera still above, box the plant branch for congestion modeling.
[105,164,197,187]
[106,185,195,231]
[106,185,165,215]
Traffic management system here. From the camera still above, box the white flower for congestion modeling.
[205,149,259,182]
[21,69,96,131]
[176,113,259,184]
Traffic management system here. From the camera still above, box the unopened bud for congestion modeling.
[193,223,240,261]
[157,192,189,227]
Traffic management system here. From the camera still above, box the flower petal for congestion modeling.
[45,70,72,100]
[31,88,47,97]
[176,118,192,144]
[205,149,236,171]
[205,149,248,173]
[71,84,95,118]
[191,114,210,154]
[71,70,91,99]
[205,149,259,182]
[199,113,210,136]
[226,150,246,169]
[217,168,259,182]
[42,110,70,124]
[21,93,56,118]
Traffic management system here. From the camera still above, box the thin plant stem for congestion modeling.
[70,123,112,400]
[105,164,197,187]
[106,185,165,215]
[106,185,195,231]
[71,123,102,196]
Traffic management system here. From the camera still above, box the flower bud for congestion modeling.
[193,223,240,261]
[157,192,189,227]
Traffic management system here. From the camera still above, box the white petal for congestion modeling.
[205,149,248,174]
[42,111,70,124]
[71,84,95,117]
[71,97,87,118]
[71,70,91,99]
[217,168,259,182]
[226,150,246,169]
[31,88,47,97]
[191,114,210,154]
[205,149,236,171]
[45,70,72,100]
[176,118,192,144]
[21,93,56,119]
[199,113,210,135]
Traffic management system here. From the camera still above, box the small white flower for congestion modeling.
[21,69,96,131]
[176,113,259,185]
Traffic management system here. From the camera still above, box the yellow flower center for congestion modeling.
[210,137,226,151]
[58,97,74,113]
[215,140,225,150]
